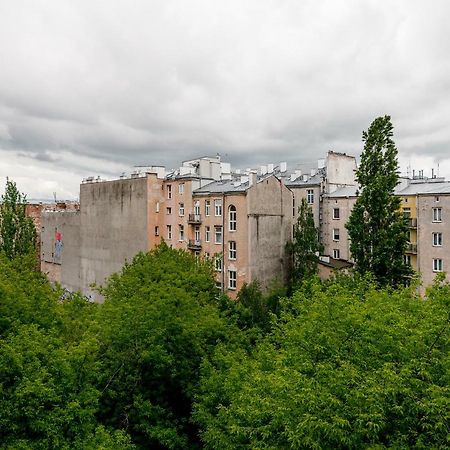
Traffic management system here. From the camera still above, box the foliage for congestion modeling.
[195,276,450,449]
[0,178,37,260]
[287,198,323,291]
[216,279,286,337]
[346,116,411,286]
[0,255,134,449]
[96,242,238,449]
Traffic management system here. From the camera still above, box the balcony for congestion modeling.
[188,214,202,224]
[406,243,417,254]
[188,239,202,250]
[407,217,417,228]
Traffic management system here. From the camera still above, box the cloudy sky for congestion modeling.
[1,0,449,199]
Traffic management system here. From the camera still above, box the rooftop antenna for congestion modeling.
[53,192,57,202]
[437,162,440,178]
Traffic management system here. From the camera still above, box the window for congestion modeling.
[205,200,210,216]
[228,205,237,231]
[292,197,295,217]
[215,226,223,244]
[333,249,340,259]
[194,225,200,242]
[156,202,160,213]
[333,228,340,241]
[214,199,222,216]
[228,270,237,290]
[432,232,442,246]
[179,224,184,241]
[433,207,442,222]
[179,203,185,216]
[167,225,172,240]
[205,226,210,242]
[204,252,210,258]
[333,208,340,219]
[229,241,237,260]
[403,207,411,218]
[179,183,184,194]
[433,258,443,272]
[167,184,172,199]
[436,196,440,202]
[166,207,172,215]
[307,189,314,204]
[194,201,200,215]
[404,254,411,265]
[154,226,159,236]
[214,256,222,272]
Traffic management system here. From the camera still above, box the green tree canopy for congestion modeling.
[287,198,323,290]
[96,242,239,449]
[0,178,37,260]
[195,276,450,449]
[346,116,411,286]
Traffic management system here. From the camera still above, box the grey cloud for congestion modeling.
[1,0,450,198]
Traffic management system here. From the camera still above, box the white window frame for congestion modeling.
[205,200,210,216]
[205,226,210,242]
[333,248,340,259]
[307,189,314,204]
[215,226,223,244]
[167,225,172,240]
[166,207,172,215]
[432,232,442,247]
[229,241,237,260]
[179,203,185,217]
[167,184,172,199]
[433,258,443,272]
[432,207,442,222]
[333,208,340,220]
[194,225,200,242]
[194,200,200,216]
[156,202,160,213]
[214,256,222,272]
[179,224,184,242]
[228,205,237,231]
[155,226,159,236]
[179,183,185,194]
[228,270,237,290]
[333,228,340,241]
[214,199,222,217]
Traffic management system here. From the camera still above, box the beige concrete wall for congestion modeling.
[325,151,357,192]
[417,194,450,289]
[247,176,293,290]
[290,185,321,227]
[78,177,149,300]
[321,195,356,260]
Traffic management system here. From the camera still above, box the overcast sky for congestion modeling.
[1,0,449,199]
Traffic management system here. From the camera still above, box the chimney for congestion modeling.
[249,171,257,187]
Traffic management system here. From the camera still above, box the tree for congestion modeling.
[96,242,238,449]
[194,276,450,449]
[0,178,37,259]
[287,198,323,289]
[346,115,411,286]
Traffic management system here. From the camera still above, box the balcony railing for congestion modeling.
[188,214,202,224]
[188,239,202,250]
[406,243,417,254]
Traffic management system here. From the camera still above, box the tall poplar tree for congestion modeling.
[287,198,323,289]
[346,115,411,286]
[0,178,37,259]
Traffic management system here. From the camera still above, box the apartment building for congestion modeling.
[41,156,292,300]
[321,176,450,290]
